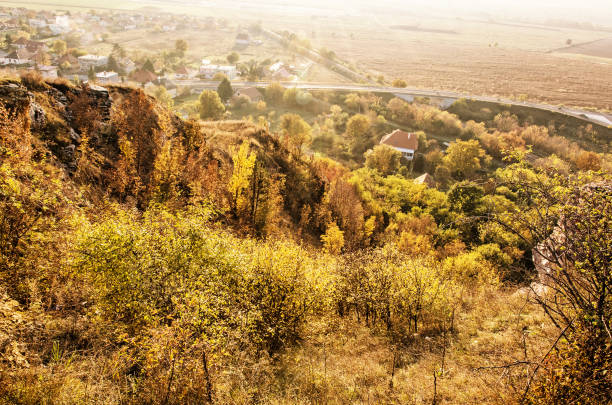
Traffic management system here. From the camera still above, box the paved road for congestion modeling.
[176,80,612,129]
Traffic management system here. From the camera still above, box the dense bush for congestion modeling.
[78,205,326,353]
[335,247,457,334]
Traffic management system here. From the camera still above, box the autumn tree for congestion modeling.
[175,39,188,56]
[227,52,240,64]
[51,39,67,55]
[345,114,370,140]
[321,222,344,254]
[199,90,225,120]
[112,42,126,58]
[143,59,155,73]
[239,59,264,81]
[228,140,256,216]
[265,82,285,105]
[111,89,168,203]
[153,85,174,109]
[279,113,312,150]
[443,139,490,179]
[364,144,401,175]
[344,93,362,112]
[282,87,298,107]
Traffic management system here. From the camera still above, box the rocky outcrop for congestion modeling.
[0,80,115,172]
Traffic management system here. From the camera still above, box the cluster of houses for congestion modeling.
[0,6,303,89]
[0,6,235,86]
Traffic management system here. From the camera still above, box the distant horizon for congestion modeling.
[7,0,610,26]
[164,0,612,25]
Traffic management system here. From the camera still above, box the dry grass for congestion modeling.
[262,289,555,404]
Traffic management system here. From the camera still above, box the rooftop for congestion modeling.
[380,129,419,151]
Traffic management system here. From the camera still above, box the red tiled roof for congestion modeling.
[380,129,418,151]
[130,69,157,83]
[235,87,262,101]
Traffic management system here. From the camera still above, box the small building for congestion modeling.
[174,65,194,79]
[199,64,237,80]
[269,62,284,73]
[78,54,108,71]
[235,32,250,46]
[379,129,419,160]
[0,56,31,66]
[130,69,158,85]
[414,173,435,188]
[233,87,263,103]
[95,71,119,84]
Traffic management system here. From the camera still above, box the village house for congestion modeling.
[235,32,250,46]
[78,54,108,71]
[31,50,50,66]
[55,15,70,28]
[199,63,237,80]
[233,87,263,103]
[0,55,31,66]
[95,71,120,84]
[379,129,419,160]
[130,69,158,85]
[174,65,194,80]
[269,62,294,80]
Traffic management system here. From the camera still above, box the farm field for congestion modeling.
[554,37,612,59]
[5,0,612,111]
[290,16,612,111]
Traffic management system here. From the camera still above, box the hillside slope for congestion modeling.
[0,76,609,405]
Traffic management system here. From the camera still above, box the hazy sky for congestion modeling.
[263,0,612,24]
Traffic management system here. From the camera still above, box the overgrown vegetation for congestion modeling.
[0,76,610,404]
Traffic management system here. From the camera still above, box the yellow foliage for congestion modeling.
[397,231,434,257]
[227,140,256,214]
[321,222,344,254]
